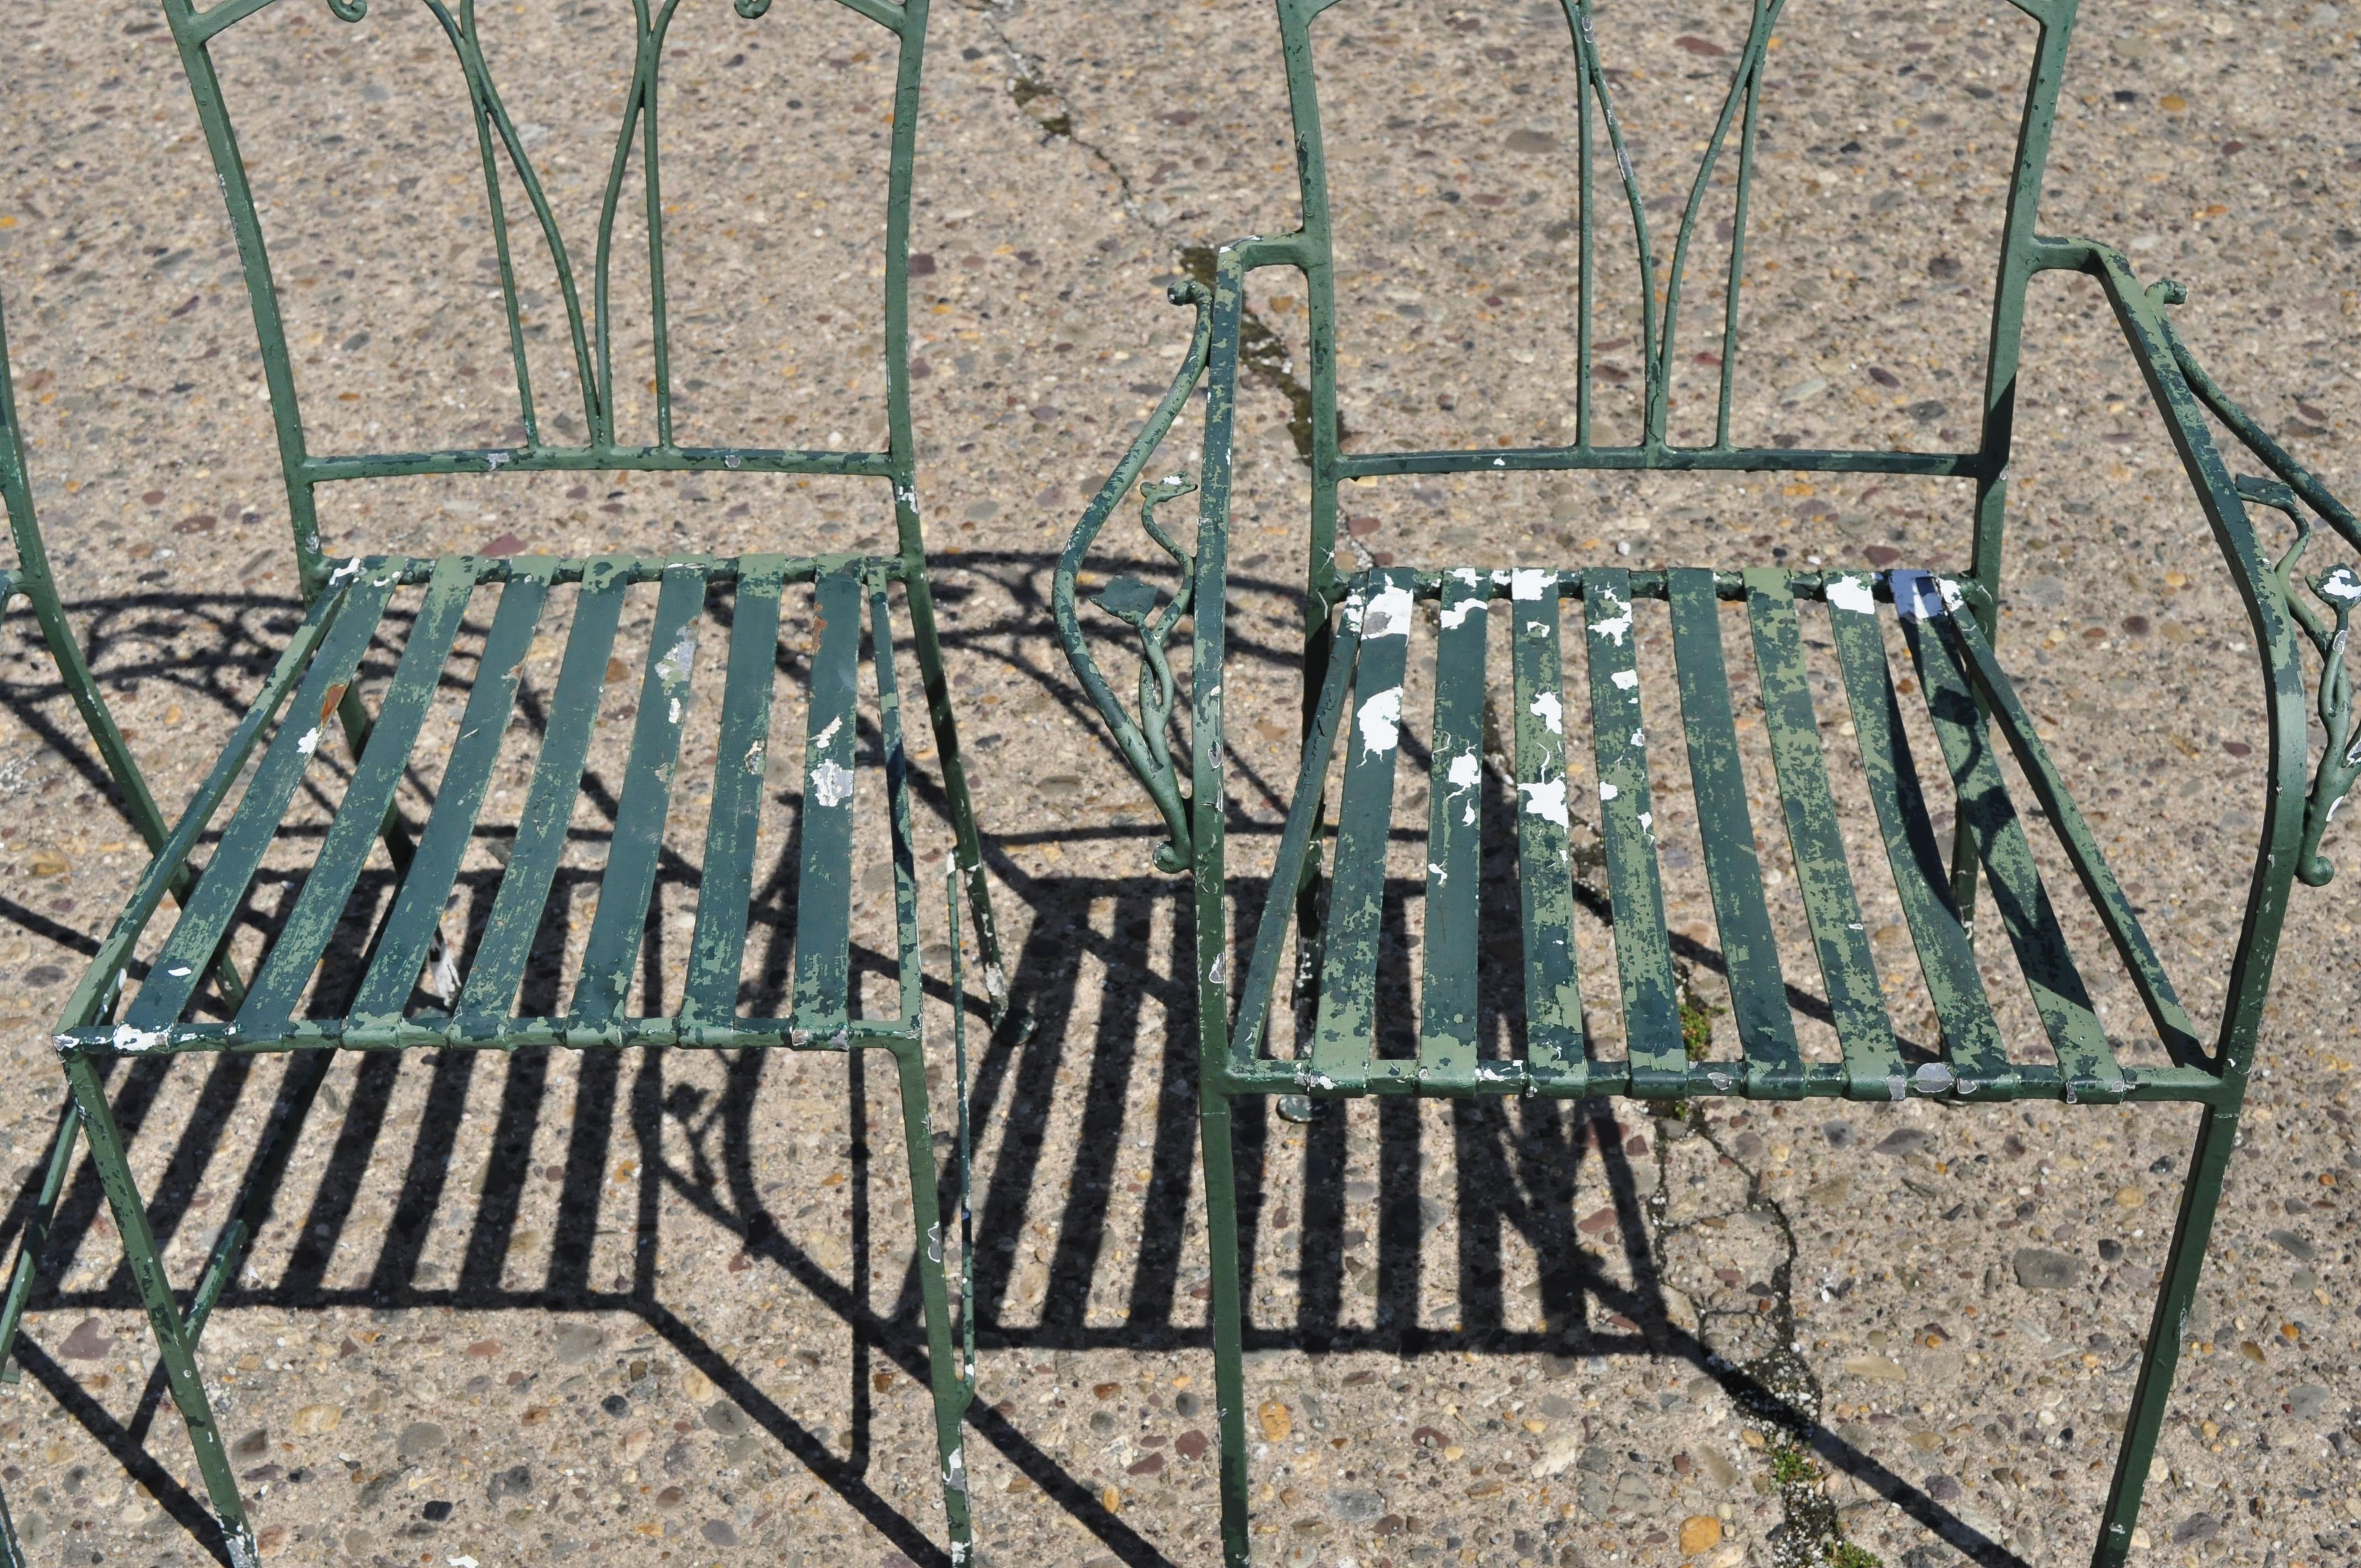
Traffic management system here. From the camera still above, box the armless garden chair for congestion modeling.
[1055,1,2361,1564]
[22,0,1005,1560]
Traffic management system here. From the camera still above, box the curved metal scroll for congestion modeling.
[1053,281,1215,872]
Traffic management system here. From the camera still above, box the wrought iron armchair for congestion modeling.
[1056,1,2360,1564]
[7,0,1005,1561]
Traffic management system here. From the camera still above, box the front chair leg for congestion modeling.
[884,1039,973,1554]
[2092,1104,2240,1568]
[58,1049,258,1568]
[1201,1093,1254,1567]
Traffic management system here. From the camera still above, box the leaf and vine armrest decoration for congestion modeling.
[2236,473,2359,885]
[1053,281,1215,872]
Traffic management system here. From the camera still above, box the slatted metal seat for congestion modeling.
[1054,0,2361,1563]
[4,0,1005,1562]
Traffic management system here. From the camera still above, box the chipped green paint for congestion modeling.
[1665,569,1802,1097]
[1054,0,2357,1558]
[1583,568,1682,1096]
[1510,572,1588,1092]
[1417,571,1488,1089]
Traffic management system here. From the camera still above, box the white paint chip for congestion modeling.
[811,759,856,809]
[1611,668,1640,690]
[1357,687,1404,757]
[1519,778,1569,828]
[1530,690,1564,734]
[1511,568,1554,602]
[1363,582,1416,639]
[1826,574,1879,616]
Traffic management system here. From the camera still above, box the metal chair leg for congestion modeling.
[2091,1105,2240,1568]
[57,1049,257,1568]
[1201,1093,1254,1567]
[886,1039,974,1554]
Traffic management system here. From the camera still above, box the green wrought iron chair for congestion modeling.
[1055,2,2360,1565]
[19,0,1006,1561]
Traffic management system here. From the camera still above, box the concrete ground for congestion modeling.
[0,0,2356,1566]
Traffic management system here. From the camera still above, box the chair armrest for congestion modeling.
[2033,236,2359,885]
[1052,280,1215,872]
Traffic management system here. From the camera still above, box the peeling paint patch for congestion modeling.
[296,727,322,757]
[655,630,696,684]
[1598,780,1620,802]
[1357,686,1404,756]
[1519,778,1569,827]
[1826,573,1879,617]
[1611,667,1640,691]
[812,715,843,750]
[1440,595,1487,630]
[744,739,767,775]
[1590,596,1634,646]
[2320,567,2361,601]
[811,759,856,809]
[1511,568,1554,602]
[111,1023,166,1054]
[1530,689,1564,734]
[1363,582,1415,638]
[1891,568,1945,622]
[1913,1061,1956,1096]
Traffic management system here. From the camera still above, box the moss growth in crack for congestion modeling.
[1680,983,1723,1061]
[1829,1543,1885,1568]
[1767,1443,1819,1487]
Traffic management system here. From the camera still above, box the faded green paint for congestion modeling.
[1745,572,1903,1095]
[1583,569,1682,1096]
[1310,570,1415,1093]
[1510,574,1588,1091]
[1417,571,1488,1089]
[792,566,867,1040]
[1666,569,1802,1097]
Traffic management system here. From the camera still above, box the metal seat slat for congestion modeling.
[1666,568,1804,1096]
[234,558,481,1037]
[1509,572,1586,1092]
[1939,607,2205,1066]
[569,566,709,1028]
[863,579,924,1027]
[679,556,789,1030]
[1312,569,1417,1093]
[1584,569,1684,1095]
[1741,570,1905,1096]
[450,558,631,1033]
[1821,576,2016,1096]
[127,569,404,1032]
[789,565,866,1038]
[1895,581,2127,1099]
[347,568,552,1029]
[1416,570,1489,1093]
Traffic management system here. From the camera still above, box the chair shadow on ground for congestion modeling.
[0,554,2026,1568]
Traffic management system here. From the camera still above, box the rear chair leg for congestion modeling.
[58,1049,257,1567]
[1201,1094,1253,1567]
[885,1041,973,1555]
[2092,1105,2239,1568]
[0,1096,86,1382]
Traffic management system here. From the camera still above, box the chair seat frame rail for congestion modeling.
[1053,0,2359,1563]
[1,0,1011,1561]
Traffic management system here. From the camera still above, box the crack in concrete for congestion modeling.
[979,12,1332,468]
[1649,1108,1883,1568]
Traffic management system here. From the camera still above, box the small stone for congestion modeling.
[396,1421,449,1460]
[1873,1128,1933,1157]
[1678,1515,1723,1555]
[1804,1176,1853,1208]
[2170,1512,2220,1545]
[1257,1400,1290,1442]
[2266,1228,2315,1261]
[552,1325,606,1365]
[683,1366,717,1401]
[1820,1120,1854,1148]
[231,1428,269,1461]
[655,1485,686,1510]
[1924,1472,1963,1501]
[704,1400,754,1439]
[2289,1384,2331,1420]
[1174,1430,1209,1458]
[488,1464,531,1501]
[1328,1489,1384,1523]
[1173,1390,1201,1419]
[289,1403,341,1436]
[2011,1248,2080,1290]
[2113,1186,2144,1208]
[56,1319,112,1360]
[700,1518,738,1547]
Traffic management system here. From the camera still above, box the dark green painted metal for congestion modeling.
[570,568,708,1029]
[681,558,789,1032]
[871,577,924,1031]
[1417,572,1488,1091]
[1509,574,1587,1093]
[792,567,866,1040]
[1666,569,1802,1096]
[1053,0,2361,1557]
[1823,579,2017,1099]
[1743,573,1903,1096]
[1582,570,1683,1095]
[348,567,554,1030]
[1231,605,1362,1069]
[235,558,480,1036]
[1940,608,2205,1068]
[1310,571,1415,1093]
[126,567,404,1033]
[58,1050,257,1568]
[453,560,631,1035]
[1896,580,2126,1102]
